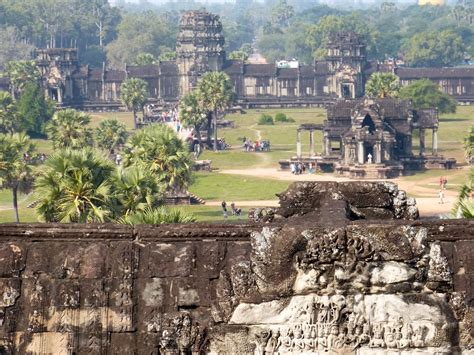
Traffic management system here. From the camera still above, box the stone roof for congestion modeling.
[105,70,126,82]
[223,60,243,74]
[328,98,413,120]
[88,68,103,81]
[244,64,276,77]
[160,61,178,75]
[127,65,159,78]
[300,65,315,77]
[315,62,330,75]
[278,68,298,79]
[327,31,364,47]
[396,67,474,79]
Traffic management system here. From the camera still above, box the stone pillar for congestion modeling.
[296,130,302,159]
[419,128,425,156]
[432,128,438,155]
[309,130,315,157]
[344,143,350,165]
[375,141,382,164]
[358,141,365,164]
[324,132,330,156]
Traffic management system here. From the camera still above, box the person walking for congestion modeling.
[438,189,445,204]
[221,200,228,219]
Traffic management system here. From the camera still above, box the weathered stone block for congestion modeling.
[145,243,194,278]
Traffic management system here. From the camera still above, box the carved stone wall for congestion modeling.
[0,182,472,354]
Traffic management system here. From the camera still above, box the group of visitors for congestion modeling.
[290,161,316,175]
[23,152,46,164]
[242,137,270,152]
[438,176,448,204]
[221,200,242,219]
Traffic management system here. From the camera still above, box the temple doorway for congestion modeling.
[364,143,374,163]
[341,83,352,98]
[50,88,59,101]
[362,114,376,134]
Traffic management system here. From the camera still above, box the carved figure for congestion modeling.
[370,324,385,348]
[411,325,426,347]
[264,330,280,354]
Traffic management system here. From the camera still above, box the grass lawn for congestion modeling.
[180,205,250,223]
[189,172,290,201]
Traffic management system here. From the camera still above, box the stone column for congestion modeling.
[375,141,382,164]
[432,128,438,155]
[309,130,315,157]
[419,128,425,156]
[324,132,330,156]
[358,141,365,165]
[296,130,302,159]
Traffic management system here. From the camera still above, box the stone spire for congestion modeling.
[176,10,226,96]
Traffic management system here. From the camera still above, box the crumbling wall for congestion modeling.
[0,182,472,355]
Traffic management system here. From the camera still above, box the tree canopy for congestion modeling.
[365,72,400,99]
[399,79,457,114]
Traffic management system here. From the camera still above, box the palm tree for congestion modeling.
[196,72,234,151]
[178,91,208,144]
[365,72,400,99]
[120,206,196,225]
[452,168,473,218]
[464,125,474,165]
[0,92,19,134]
[95,118,128,154]
[0,132,35,223]
[34,148,115,223]
[112,165,163,217]
[120,78,149,129]
[123,124,193,191]
[47,109,94,149]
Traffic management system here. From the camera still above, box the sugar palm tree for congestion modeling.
[365,72,400,99]
[5,60,41,98]
[0,132,35,223]
[47,109,93,149]
[196,72,234,151]
[178,91,208,144]
[111,165,163,217]
[452,169,473,218]
[123,124,193,191]
[95,118,128,154]
[120,206,196,225]
[0,92,19,134]
[120,78,149,129]
[34,148,115,223]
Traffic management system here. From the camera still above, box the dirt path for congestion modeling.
[215,168,457,217]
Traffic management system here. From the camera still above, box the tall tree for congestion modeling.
[95,118,128,154]
[178,91,208,144]
[365,72,400,99]
[120,78,149,130]
[17,82,55,137]
[0,26,35,70]
[0,132,35,223]
[399,79,457,114]
[0,92,20,134]
[5,60,40,98]
[123,124,193,192]
[47,109,94,149]
[196,72,234,151]
[34,148,115,223]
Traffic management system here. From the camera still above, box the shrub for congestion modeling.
[274,112,295,123]
[258,114,274,125]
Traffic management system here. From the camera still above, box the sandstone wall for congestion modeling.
[0,182,472,355]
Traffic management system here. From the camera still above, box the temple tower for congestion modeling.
[326,32,367,99]
[176,11,226,97]
[35,48,78,104]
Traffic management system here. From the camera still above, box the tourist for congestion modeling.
[439,176,444,189]
[115,153,122,166]
[443,177,448,190]
[438,190,444,204]
[290,162,295,174]
[221,200,228,218]
[231,202,241,216]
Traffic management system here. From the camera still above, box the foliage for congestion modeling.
[178,91,208,139]
[34,148,115,223]
[258,113,274,125]
[120,78,149,129]
[270,0,295,28]
[229,50,249,62]
[123,124,193,191]
[112,165,163,217]
[95,119,128,153]
[17,83,55,137]
[119,206,196,225]
[452,168,473,218]
[402,29,465,67]
[4,60,40,96]
[0,26,35,70]
[196,72,234,150]
[133,52,157,66]
[464,125,474,164]
[274,112,294,122]
[365,72,400,99]
[399,79,457,114]
[0,91,19,134]
[106,11,177,69]
[0,132,35,222]
[158,48,177,61]
[47,109,93,149]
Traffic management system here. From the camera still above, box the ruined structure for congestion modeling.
[1,11,473,109]
[0,182,472,354]
[281,98,456,178]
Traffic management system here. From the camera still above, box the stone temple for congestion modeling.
[281,98,456,178]
[0,182,472,354]
[1,10,474,108]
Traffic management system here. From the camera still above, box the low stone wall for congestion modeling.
[0,182,472,354]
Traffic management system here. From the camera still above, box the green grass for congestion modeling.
[179,205,250,223]
[89,111,137,130]
[188,172,290,201]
